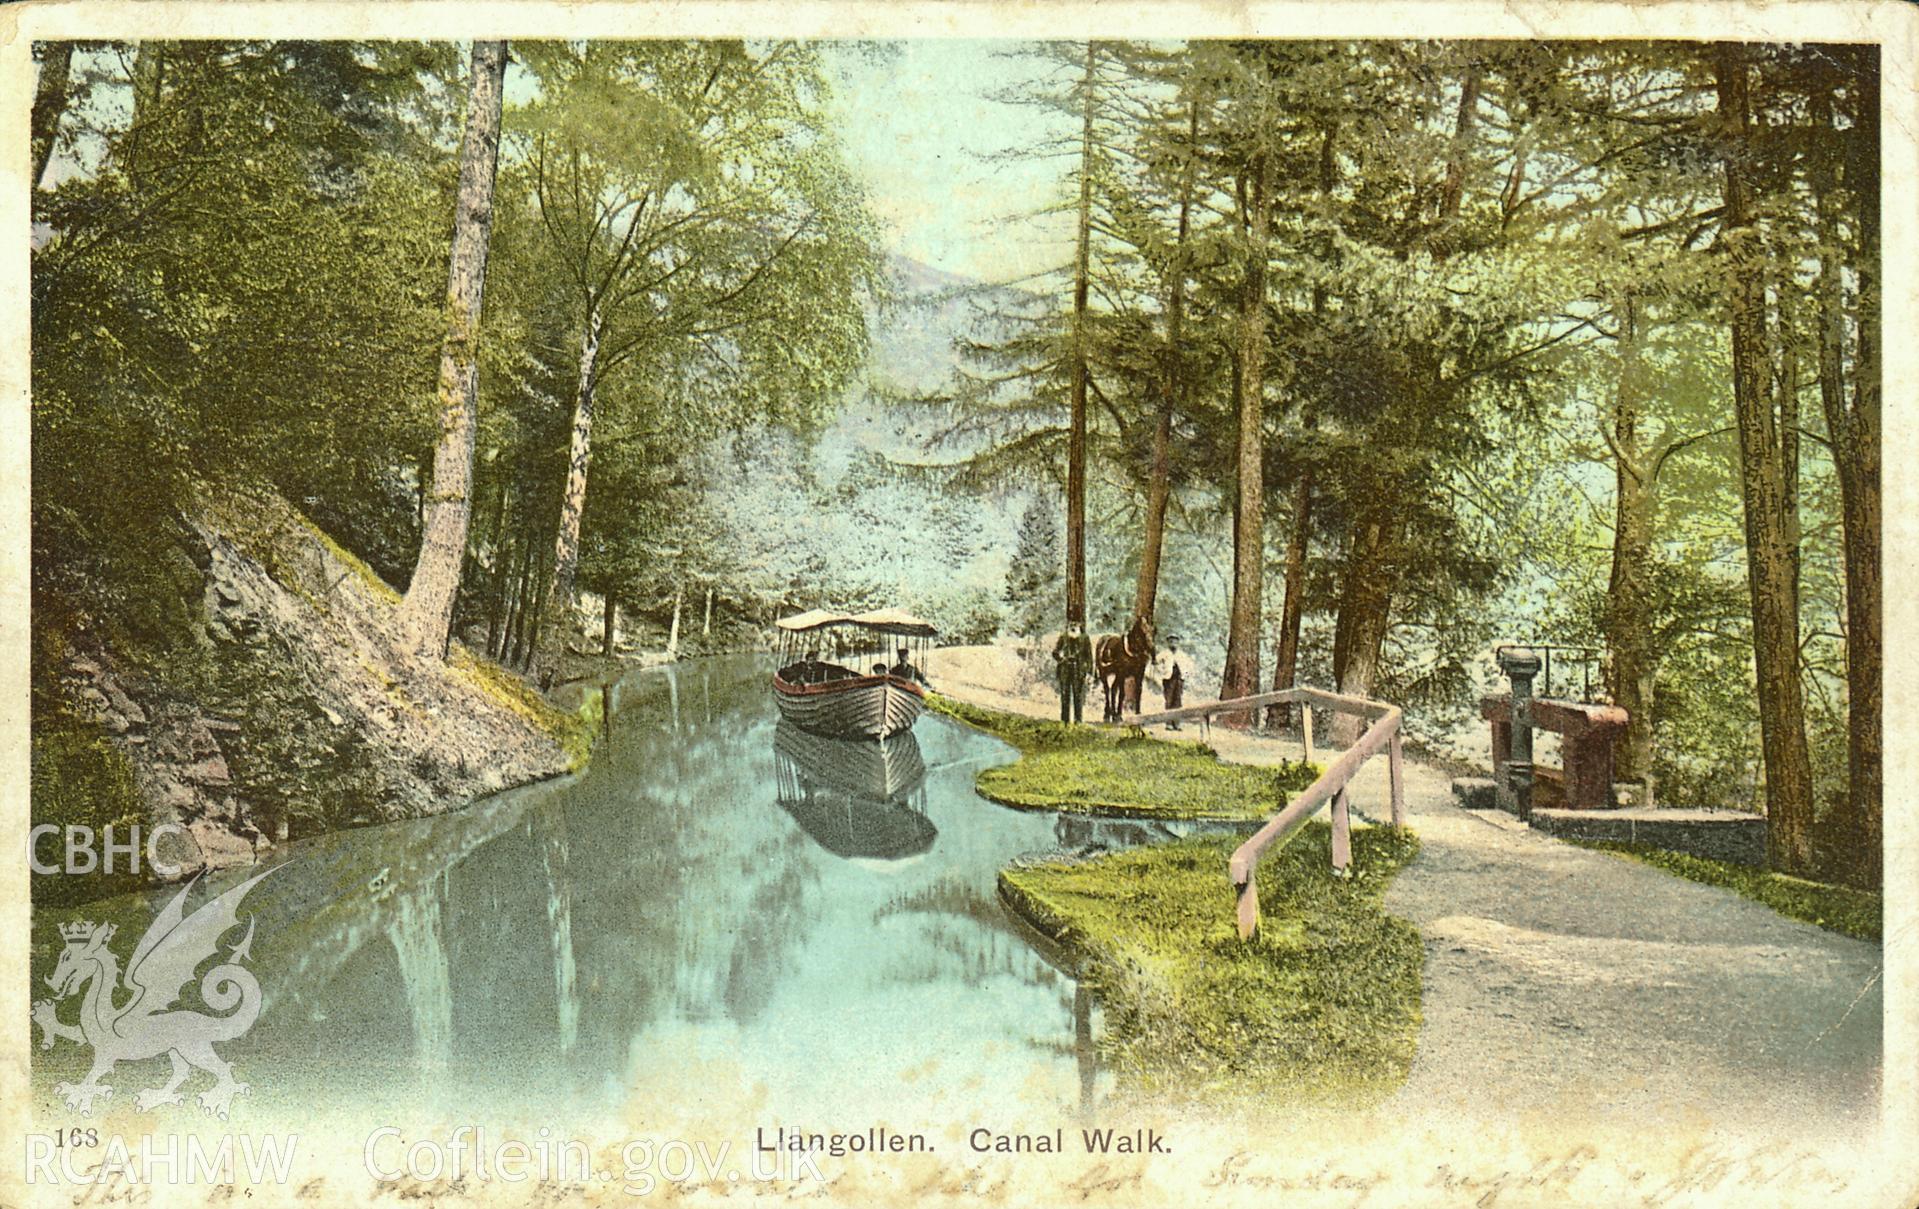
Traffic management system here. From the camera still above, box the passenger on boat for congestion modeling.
[890,647,928,686]
[872,663,889,677]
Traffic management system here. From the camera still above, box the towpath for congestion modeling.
[930,647,1882,1152]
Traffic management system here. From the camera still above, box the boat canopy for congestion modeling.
[775,608,938,638]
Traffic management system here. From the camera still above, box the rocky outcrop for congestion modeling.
[52,483,586,884]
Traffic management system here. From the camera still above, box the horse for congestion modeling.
[1095,616,1156,723]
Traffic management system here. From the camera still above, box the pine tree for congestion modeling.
[1004,494,1063,639]
[1714,42,1816,875]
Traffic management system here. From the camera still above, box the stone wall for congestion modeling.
[1449,778,1768,866]
[1527,807,1768,867]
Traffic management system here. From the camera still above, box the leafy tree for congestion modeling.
[509,41,882,685]
[33,41,454,640]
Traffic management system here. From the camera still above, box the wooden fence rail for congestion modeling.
[1109,685,1405,939]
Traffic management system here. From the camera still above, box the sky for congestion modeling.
[825,41,1077,285]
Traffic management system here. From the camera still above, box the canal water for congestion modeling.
[32,656,1126,1141]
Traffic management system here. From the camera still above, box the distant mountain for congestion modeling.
[866,252,1035,397]
[886,253,977,297]
[810,252,1018,481]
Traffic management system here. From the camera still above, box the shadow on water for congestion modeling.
[30,655,1129,1132]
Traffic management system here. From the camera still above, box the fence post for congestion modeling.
[1301,707,1315,766]
[1388,729,1406,827]
[1235,872,1260,939]
[1330,787,1351,874]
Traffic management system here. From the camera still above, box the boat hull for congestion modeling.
[772,671,926,739]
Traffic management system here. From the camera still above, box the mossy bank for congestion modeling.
[33,482,595,906]
[929,693,1317,821]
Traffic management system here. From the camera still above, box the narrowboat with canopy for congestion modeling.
[771,608,937,739]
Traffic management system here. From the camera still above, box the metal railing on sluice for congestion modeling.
[1115,686,1406,940]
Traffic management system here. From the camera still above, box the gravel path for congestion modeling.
[1379,775,1881,1150]
[931,661,1883,1151]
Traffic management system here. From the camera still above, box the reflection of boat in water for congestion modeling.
[771,608,937,739]
[773,723,935,861]
[775,722,927,800]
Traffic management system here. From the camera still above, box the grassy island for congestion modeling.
[1001,824,1424,1110]
[929,693,1317,822]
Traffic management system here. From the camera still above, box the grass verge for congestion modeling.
[929,693,1316,821]
[1571,841,1881,941]
[1001,824,1423,1110]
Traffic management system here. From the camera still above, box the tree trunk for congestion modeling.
[1820,51,1882,886]
[515,550,544,670]
[667,585,684,660]
[520,548,551,673]
[1269,470,1312,728]
[490,543,517,659]
[1605,291,1658,793]
[1436,61,1482,234]
[533,307,605,688]
[1845,47,1883,886]
[1775,286,1801,604]
[504,536,527,665]
[1332,519,1393,743]
[505,562,526,666]
[1065,42,1096,627]
[31,41,74,190]
[602,594,617,657]
[496,538,520,660]
[1269,123,1338,731]
[1134,95,1198,627]
[703,586,714,638]
[125,44,164,188]
[1715,44,1816,875]
[503,514,536,664]
[484,485,512,657]
[397,41,508,660]
[1220,149,1273,716]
